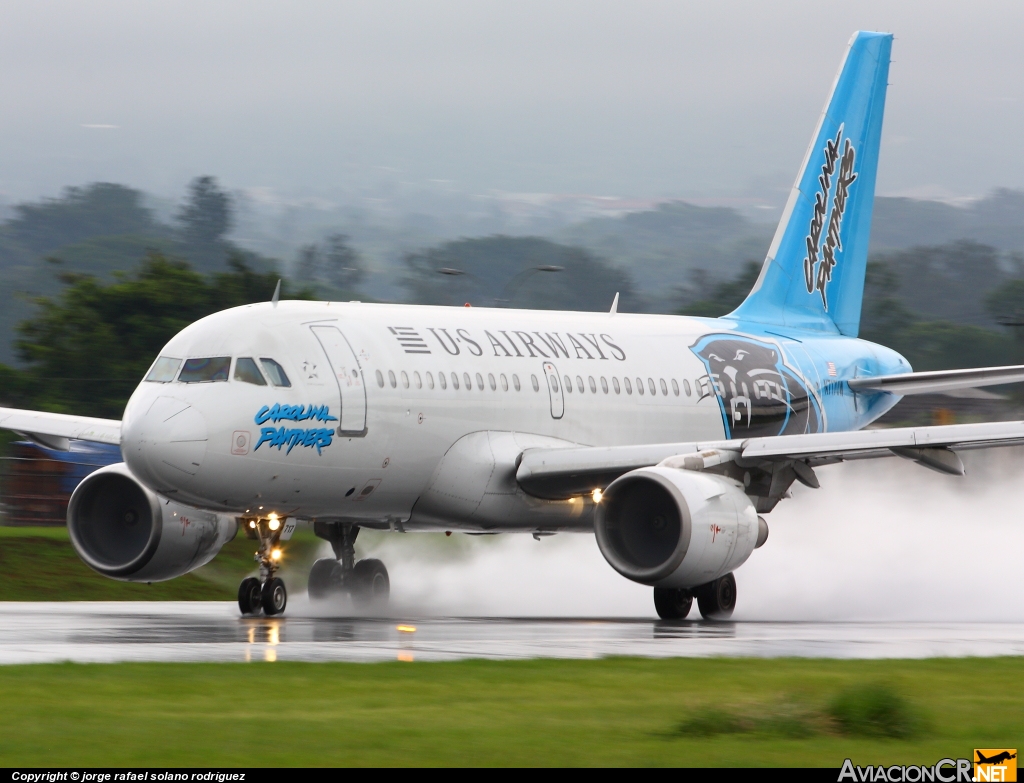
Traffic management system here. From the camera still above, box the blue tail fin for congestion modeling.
[731,31,892,337]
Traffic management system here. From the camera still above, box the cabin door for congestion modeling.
[543,361,564,419]
[310,325,367,436]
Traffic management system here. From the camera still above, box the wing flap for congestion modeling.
[516,440,731,499]
[0,407,122,447]
[516,420,1024,499]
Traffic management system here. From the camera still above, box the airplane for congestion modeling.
[3,30,1024,621]
[976,752,1016,765]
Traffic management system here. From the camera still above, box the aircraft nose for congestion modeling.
[124,396,208,487]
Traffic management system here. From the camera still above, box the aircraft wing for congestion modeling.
[849,364,1024,395]
[0,406,121,450]
[516,420,1024,499]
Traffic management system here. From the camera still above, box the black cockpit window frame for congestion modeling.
[234,357,268,386]
[259,358,291,388]
[178,356,231,383]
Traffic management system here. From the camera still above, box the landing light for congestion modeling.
[249,520,256,529]
[396,625,416,633]
[592,488,603,503]
[271,548,282,561]
[268,516,280,531]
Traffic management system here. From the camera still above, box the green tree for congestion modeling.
[4,253,312,419]
[402,236,634,312]
[675,261,761,318]
[296,234,365,294]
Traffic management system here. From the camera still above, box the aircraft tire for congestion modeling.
[351,559,390,609]
[696,573,736,620]
[238,577,263,615]
[653,587,693,619]
[308,558,344,600]
[261,577,288,616]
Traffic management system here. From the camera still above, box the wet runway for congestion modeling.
[2,602,1024,663]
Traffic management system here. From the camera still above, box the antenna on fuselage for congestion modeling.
[609,292,619,315]
[271,279,281,308]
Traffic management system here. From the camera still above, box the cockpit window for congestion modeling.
[178,357,231,383]
[260,358,291,387]
[234,357,267,386]
[145,356,181,383]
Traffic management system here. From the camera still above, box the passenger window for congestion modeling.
[234,357,267,386]
[388,370,397,389]
[451,372,459,390]
[375,370,384,388]
[600,376,608,394]
[426,371,434,389]
[613,377,620,394]
[475,372,483,390]
[500,374,508,391]
[463,372,472,390]
[683,379,692,397]
[550,375,560,393]
[439,372,447,390]
[145,356,181,383]
[660,378,668,396]
[576,375,584,394]
[260,358,291,387]
[589,376,597,393]
[563,375,572,393]
[414,371,422,389]
[488,373,497,391]
[649,378,657,396]
[624,377,632,394]
[637,377,645,395]
[671,379,679,396]
[401,371,409,389]
[179,357,231,383]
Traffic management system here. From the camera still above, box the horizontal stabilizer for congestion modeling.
[0,407,121,448]
[848,365,1024,395]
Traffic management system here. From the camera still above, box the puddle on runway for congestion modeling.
[2,602,1023,664]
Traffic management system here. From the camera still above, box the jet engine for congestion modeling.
[67,462,237,582]
[594,467,762,588]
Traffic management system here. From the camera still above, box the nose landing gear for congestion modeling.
[309,521,390,610]
[237,514,290,616]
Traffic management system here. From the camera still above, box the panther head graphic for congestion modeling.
[692,336,820,438]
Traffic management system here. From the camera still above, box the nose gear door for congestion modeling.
[543,361,564,419]
[310,325,367,436]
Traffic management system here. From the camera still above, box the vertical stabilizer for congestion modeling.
[731,31,892,337]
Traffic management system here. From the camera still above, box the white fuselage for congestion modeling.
[119,300,901,531]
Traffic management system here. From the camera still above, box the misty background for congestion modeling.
[2,2,1024,617]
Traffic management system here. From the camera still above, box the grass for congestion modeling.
[0,657,1020,766]
[0,525,324,600]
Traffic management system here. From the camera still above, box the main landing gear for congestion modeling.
[654,573,737,621]
[237,514,290,616]
[308,521,390,610]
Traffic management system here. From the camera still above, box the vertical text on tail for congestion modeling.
[731,31,892,337]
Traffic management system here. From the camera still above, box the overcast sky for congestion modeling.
[1,1,1022,205]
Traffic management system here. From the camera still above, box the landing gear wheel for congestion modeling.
[653,587,693,619]
[261,577,288,616]
[308,558,344,600]
[238,577,263,615]
[696,573,736,620]
[351,558,390,609]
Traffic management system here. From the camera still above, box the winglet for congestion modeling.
[609,292,619,315]
[271,279,281,307]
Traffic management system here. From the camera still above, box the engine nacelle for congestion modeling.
[594,467,759,588]
[67,463,237,582]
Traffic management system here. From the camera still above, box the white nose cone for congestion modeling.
[126,396,208,487]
